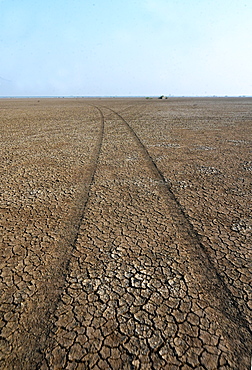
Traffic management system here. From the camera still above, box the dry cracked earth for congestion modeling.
[0,98,252,369]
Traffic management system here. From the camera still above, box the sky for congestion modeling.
[0,0,252,97]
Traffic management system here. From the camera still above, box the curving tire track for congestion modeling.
[2,101,251,369]
[1,106,104,369]
[42,105,251,369]
[100,106,252,345]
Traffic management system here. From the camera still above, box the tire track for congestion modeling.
[2,106,104,370]
[41,104,251,368]
[101,107,252,338]
[36,107,105,368]
[69,106,104,248]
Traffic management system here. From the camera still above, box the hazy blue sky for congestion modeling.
[1,0,251,96]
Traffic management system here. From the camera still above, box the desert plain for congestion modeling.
[0,97,252,369]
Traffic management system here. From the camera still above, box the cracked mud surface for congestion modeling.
[1,98,251,369]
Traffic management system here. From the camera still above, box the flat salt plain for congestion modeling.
[1,98,251,369]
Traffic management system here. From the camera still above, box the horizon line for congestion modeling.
[0,95,252,99]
